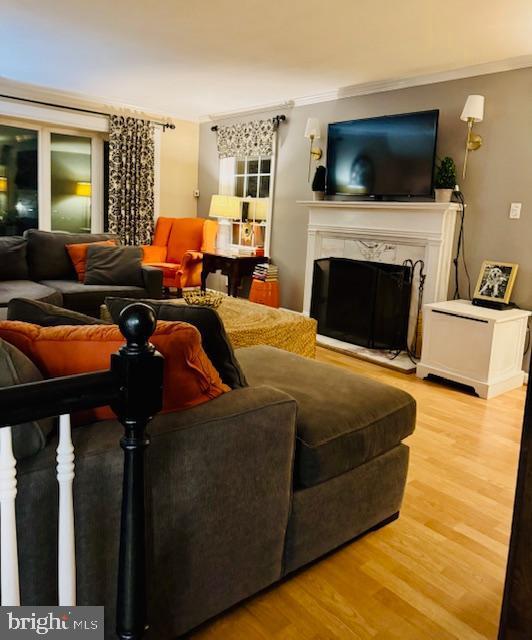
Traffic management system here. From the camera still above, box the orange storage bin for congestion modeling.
[249,279,280,308]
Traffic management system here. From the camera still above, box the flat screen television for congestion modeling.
[325,110,439,199]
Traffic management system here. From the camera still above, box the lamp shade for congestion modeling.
[460,95,484,123]
[209,194,241,219]
[0,177,7,193]
[247,197,269,221]
[304,117,321,139]
[75,181,91,197]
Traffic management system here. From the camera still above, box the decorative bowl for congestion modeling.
[183,289,224,309]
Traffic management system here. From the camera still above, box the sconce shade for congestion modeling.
[75,181,91,197]
[0,177,7,193]
[461,95,485,123]
[304,117,321,139]
[209,194,241,219]
[247,197,269,221]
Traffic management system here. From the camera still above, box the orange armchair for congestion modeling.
[141,217,217,291]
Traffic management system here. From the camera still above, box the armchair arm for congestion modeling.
[180,250,203,270]
[141,244,167,264]
[141,265,163,299]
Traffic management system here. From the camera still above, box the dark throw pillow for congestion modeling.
[0,337,55,460]
[0,236,29,280]
[105,297,247,389]
[84,245,143,287]
[7,298,110,326]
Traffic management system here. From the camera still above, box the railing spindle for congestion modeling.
[0,426,20,606]
[57,413,76,606]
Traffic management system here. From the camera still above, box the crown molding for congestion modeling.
[0,76,178,125]
[294,55,532,107]
[201,55,532,122]
[203,100,294,124]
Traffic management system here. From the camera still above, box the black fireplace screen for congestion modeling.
[310,258,412,350]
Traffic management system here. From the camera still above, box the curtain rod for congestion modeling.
[210,114,286,132]
[0,93,176,130]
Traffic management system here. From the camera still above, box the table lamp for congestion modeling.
[209,195,242,251]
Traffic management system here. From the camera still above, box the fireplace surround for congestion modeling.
[299,200,459,369]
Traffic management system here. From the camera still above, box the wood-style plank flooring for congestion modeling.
[190,346,525,639]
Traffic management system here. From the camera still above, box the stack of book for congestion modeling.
[252,263,279,282]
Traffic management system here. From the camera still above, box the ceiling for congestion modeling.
[1,0,531,121]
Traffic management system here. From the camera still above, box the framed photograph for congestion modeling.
[473,261,518,305]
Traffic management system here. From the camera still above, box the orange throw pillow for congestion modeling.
[66,240,117,282]
[0,320,230,424]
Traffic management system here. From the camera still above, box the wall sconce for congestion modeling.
[0,177,7,193]
[304,118,322,181]
[460,94,484,180]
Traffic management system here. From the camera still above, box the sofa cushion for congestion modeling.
[84,245,143,287]
[0,236,29,280]
[7,298,109,326]
[105,297,247,389]
[39,280,146,317]
[0,281,63,316]
[0,337,55,460]
[66,240,117,282]
[0,320,230,425]
[25,229,118,281]
[236,345,416,488]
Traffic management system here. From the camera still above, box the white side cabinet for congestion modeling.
[417,299,530,399]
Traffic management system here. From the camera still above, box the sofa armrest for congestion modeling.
[14,385,297,638]
[141,265,163,298]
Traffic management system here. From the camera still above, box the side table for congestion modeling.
[201,252,267,297]
[417,299,531,398]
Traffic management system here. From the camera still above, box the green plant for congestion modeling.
[434,156,457,189]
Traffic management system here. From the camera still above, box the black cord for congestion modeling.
[452,191,472,300]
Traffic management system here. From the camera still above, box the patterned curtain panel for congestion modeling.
[216,119,275,159]
[108,115,155,245]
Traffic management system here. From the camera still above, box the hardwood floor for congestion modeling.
[190,347,525,639]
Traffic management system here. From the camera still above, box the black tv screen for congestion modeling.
[326,110,439,198]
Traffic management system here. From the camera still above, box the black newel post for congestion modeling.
[111,303,164,640]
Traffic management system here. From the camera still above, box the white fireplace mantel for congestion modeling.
[299,200,459,316]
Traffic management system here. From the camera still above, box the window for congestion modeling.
[234,156,271,198]
[0,124,38,235]
[218,152,275,256]
[0,115,106,236]
[51,133,92,233]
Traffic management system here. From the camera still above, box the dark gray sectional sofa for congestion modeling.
[0,231,163,318]
[11,338,415,638]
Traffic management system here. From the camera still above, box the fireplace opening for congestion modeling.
[310,258,413,350]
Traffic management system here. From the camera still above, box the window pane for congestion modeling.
[246,175,258,197]
[235,175,244,197]
[0,125,38,236]
[51,133,92,233]
[236,159,246,174]
[259,175,270,198]
[247,159,259,174]
[260,158,271,174]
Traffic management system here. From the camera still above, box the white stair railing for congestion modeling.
[0,414,76,606]
[0,426,20,606]
[57,414,76,606]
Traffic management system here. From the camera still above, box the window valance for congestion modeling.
[216,119,275,159]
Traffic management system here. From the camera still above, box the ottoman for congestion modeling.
[236,345,416,573]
